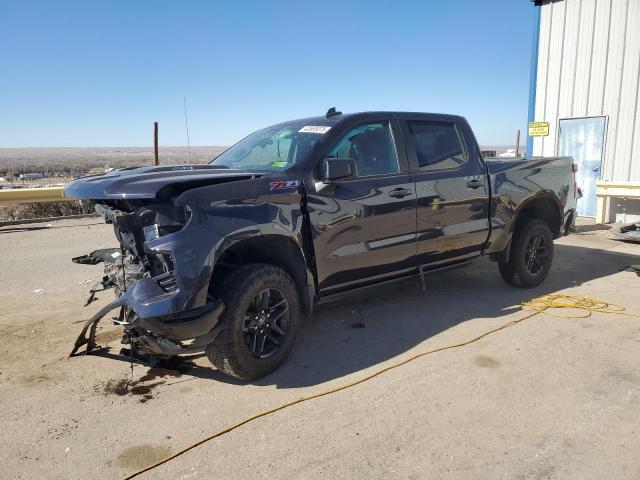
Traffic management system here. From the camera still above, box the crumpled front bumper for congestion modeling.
[69,280,224,357]
[131,285,223,340]
[70,205,228,356]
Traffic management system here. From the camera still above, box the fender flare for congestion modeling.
[211,229,316,314]
[495,192,564,263]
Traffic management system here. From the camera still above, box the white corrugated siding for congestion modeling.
[572,0,595,116]
[620,0,640,181]
[533,0,640,184]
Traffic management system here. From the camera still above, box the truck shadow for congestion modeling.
[94,241,639,387]
[249,242,639,389]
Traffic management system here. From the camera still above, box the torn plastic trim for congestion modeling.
[72,248,120,265]
[69,293,129,356]
[69,282,224,357]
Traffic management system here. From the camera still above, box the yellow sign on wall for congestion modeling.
[528,121,549,136]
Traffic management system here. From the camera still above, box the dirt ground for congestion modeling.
[0,218,639,480]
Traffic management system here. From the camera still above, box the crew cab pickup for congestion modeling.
[66,110,577,380]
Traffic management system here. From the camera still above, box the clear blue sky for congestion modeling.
[0,0,535,148]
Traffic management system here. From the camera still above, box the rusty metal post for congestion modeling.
[153,122,159,166]
[515,130,521,158]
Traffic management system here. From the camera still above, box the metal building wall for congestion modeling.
[532,0,640,185]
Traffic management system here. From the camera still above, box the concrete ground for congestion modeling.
[0,218,639,480]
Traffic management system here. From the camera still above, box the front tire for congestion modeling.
[206,263,300,380]
[499,219,554,288]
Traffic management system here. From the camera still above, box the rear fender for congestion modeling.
[488,192,563,262]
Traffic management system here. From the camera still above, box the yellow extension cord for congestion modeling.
[122,293,639,480]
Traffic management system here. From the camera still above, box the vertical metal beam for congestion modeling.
[585,0,597,116]
[570,0,584,118]
[527,4,542,157]
[554,2,568,157]
[541,2,554,155]
[600,0,614,115]
[153,122,159,166]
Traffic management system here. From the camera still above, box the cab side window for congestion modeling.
[327,122,399,177]
[407,121,467,171]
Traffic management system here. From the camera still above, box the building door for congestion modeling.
[558,117,606,217]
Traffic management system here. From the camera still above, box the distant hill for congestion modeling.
[0,144,527,177]
[0,146,228,175]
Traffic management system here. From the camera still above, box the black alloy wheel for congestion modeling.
[206,263,300,380]
[524,234,549,275]
[498,219,554,288]
[243,288,289,359]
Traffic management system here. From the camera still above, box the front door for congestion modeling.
[558,116,606,217]
[305,119,417,292]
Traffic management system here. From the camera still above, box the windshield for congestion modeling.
[211,120,331,171]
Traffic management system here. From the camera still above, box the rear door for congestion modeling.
[305,116,417,292]
[399,116,490,266]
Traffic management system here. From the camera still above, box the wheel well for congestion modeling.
[211,235,311,313]
[514,196,562,237]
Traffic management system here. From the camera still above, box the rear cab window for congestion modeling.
[405,120,468,172]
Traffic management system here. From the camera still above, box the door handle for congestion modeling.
[389,188,413,198]
[466,179,485,189]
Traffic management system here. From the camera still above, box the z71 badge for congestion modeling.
[270,180,299,191]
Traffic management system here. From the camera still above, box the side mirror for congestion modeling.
[323,158,357,182]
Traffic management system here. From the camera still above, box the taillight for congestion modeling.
[572,163,578,197]
[572,163,578,173]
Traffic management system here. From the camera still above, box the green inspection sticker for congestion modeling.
[271,161,288,168]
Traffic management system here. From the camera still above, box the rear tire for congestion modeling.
[206,263,300,380]
[499,219,554,288]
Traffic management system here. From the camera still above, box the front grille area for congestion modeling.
[154,271,177,293]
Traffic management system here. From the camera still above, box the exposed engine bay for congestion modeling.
[69,200,223,360]
[78,201,190,293]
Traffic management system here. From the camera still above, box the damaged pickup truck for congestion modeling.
[66,109,578,380]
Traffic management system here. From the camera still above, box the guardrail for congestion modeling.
[0,187,71,205]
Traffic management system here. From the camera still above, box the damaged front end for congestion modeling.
[70,200,223,359]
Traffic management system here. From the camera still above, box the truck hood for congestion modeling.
[64,164,262,200]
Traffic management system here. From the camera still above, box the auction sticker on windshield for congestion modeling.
[299,126,331,134]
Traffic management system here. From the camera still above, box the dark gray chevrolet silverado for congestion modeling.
[66,110,577,380]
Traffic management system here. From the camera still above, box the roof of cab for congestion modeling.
[283,111,467,126]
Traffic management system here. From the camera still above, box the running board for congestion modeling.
[317,259,474,306]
